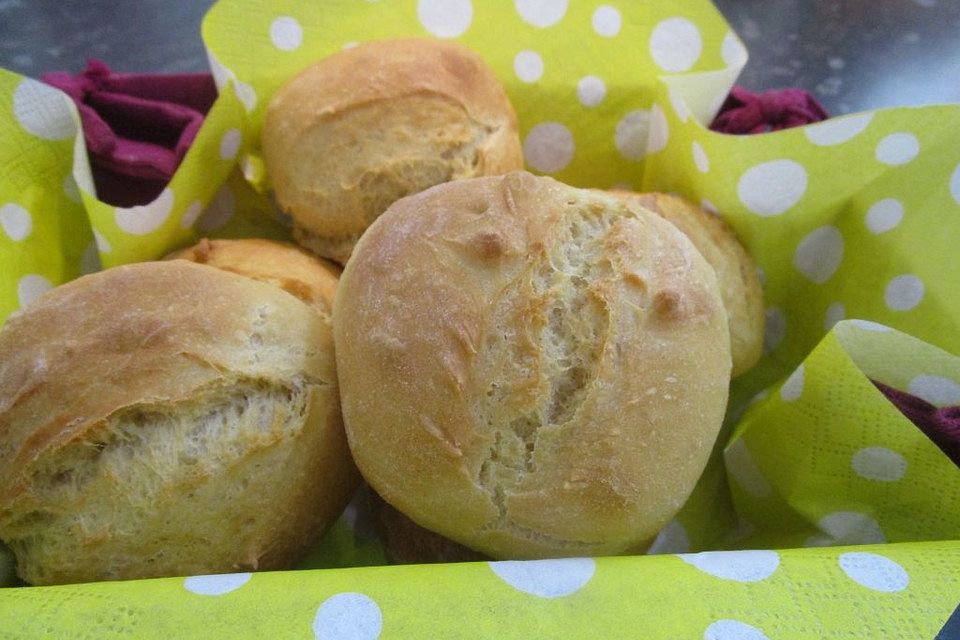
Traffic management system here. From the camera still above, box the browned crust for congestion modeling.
[167,238,341,317]
[334,172,731,559]
[619,192,764,376]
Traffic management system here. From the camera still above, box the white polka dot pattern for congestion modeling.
[647,104,669,155]
[692,141,709,173]
[852,447,907,482]
[647,520,690,555]
[806,511,886,547]
[865,199,903,234]
[418,0,473,38]
[649,18,703,72]
[183,573,252,596]
[115,188,175,236]
[908,375,960,406]
[197,186,236,232]
[513,50,544,83]
[793,225,843,284]
[62,174,81,203]
[219,128,242,160]
[17,274,53,308]
[704,619,770,640]
[679,550,780,582]
[738,160,808,216]
[206,49,232,90]
[780,365,804,401]
[884,274,924,311]
[489,558,595,598]
[313,592,383,640]
[668,86,692,122]
[72,132,97,196]
[180,201,204,229]
[725,439,773,497]
[0,203,31,241]
[93,230,111,253]
[875,133,920,166]
[576,76,606,107]
[524,122,575,173]
[838,552,909,592]
[804,113,873,146]
[824,302,845,330]
[763,307,786,351]
[270,16,303,51]
[615,110,651,161]
[720,31,747,67]
[80,242,101,275]
[592,6,622,37]
[951,164,960,205]
[515,0,567,28]
[849,319,891,332]
[233,80,257,112]
[13,78,77,140]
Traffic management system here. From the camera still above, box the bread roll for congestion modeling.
[620,193,764,376]
[335,172,731,559]
[262,38,524,264]
[0,261,358,584]
[167,238,341,316]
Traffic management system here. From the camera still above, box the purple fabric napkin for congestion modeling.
[42,60,217,207]
[711,86,830,134]
[874,381,960,467]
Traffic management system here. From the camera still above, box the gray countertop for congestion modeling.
[1,0,958,115]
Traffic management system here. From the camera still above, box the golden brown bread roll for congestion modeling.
[262,37,524,264]
[0,261,358,585]
[167,238,341,317]
[334,172,731,559]
[639,193,764,376]
[616,192,764,377]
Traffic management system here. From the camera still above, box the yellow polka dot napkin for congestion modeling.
[1,1,959,637]
[3,543,959,638]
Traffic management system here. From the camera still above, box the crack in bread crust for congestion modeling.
[1,378,317,582]
[279,93,503,264]
[475,200,616,536]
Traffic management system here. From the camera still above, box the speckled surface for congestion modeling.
[0,0,958,115]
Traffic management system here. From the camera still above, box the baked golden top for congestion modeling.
[335,172,731,558]
[263,37,523,263]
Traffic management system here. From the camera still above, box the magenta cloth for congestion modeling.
[873,380,960,467]
[42,60,217,207]
[710,86,829,134]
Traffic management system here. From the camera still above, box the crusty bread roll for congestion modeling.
[167,238,341,317]
[262,38,524,264]
[619,193,764,377]
[0,261,358,585]
[334,172,731,559]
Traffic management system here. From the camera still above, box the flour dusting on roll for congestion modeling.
[617,192,764,377]
[334,171,731,559]
[263,38,524,264]
[168,237,341,317]
[0,261,358,585]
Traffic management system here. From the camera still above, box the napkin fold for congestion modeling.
[875,381,960,466]
[711,86,830,134]
[40,60,825,203]
[42,60,217,207]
